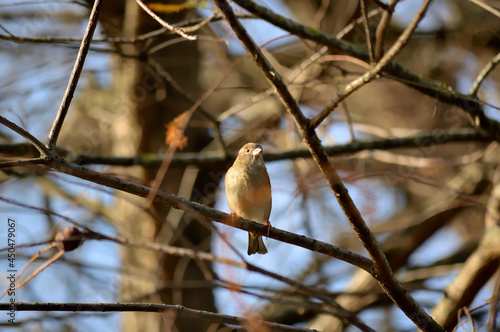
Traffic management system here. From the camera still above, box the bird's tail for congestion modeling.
[247,232,268,255]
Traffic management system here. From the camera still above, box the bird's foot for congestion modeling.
[264,221,272,237]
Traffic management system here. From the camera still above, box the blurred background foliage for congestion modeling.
[0,0,499,331]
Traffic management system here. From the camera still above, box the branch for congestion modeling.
[0,115,49,156]
[0,302,317,332]
[0,15,254,46]
[470,51,500,96]
[431,226,500,330]
[212,1,444,331]
[467,0,500,18]
[0,158,46,168]
[30,157,372,272]
[134,0,197,41]
[310,0,433,128]
[232,0,500,140]
[0,197,374,330]
[245,263,376,332]
[374,0,401,61]
[47,0,103,148]
[360,0,374,63]
[0,129,491,167]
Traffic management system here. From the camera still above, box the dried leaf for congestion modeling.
[165,111,190,150]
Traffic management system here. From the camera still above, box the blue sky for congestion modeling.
[0,0,497,330]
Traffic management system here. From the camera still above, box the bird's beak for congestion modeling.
[252,147,262,156]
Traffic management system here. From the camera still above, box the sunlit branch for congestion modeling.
[467,0,500,18]
[134,0,197,41]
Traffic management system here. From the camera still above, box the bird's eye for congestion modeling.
[246,149,250,153]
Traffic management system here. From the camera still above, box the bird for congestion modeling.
[225,143,272,255]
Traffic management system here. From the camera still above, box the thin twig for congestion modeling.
[144,53,243,207]
[310,0,433,128]
[0,250,64,300]
[467,0,500,18]
[0,196,94,233]
[47,0,103,148]
[368,0,391,11]
[134,0,197,41]
[0,15,254,46]
[147,59,228,157]
[0,158,46,168]
[0,115,49,155]
[374,0,401,61]
[99,233,372,328]
[232,0,500,141]
[487,268,500,331]
[245,263,376,332]
[470,51,500,96]
[0,302,317,331]
[288,8,382,84]
[0,198,369,328]
[360,0,374,63]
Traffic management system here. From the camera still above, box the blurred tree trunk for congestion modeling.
[96,1,218,330]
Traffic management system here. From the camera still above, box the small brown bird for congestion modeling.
[225,143,272,255]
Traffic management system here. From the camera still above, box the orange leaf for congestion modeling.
[164,111,190,150]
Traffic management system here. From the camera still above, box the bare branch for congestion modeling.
[0,196,373,329]
[47,0,103,148]
[134,0,197,41]
[431,226,500,330]
[0,15,254,46]
[467,0,500,18]
[0,129,490,170]
[0,193,370,328]
[147,59,228,157]
[0,158,46,168]
[232,0,500,140]
[360,0,374,64]
[310,0,433,128]
[0,302,317,332]
[0,115,49,155]
[213,0,444,330]
[374,0,401,61]
[245,263,376,332]
[470,51,500,96]
[0,156,373,272]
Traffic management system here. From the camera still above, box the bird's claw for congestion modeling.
[264,221,272,237]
